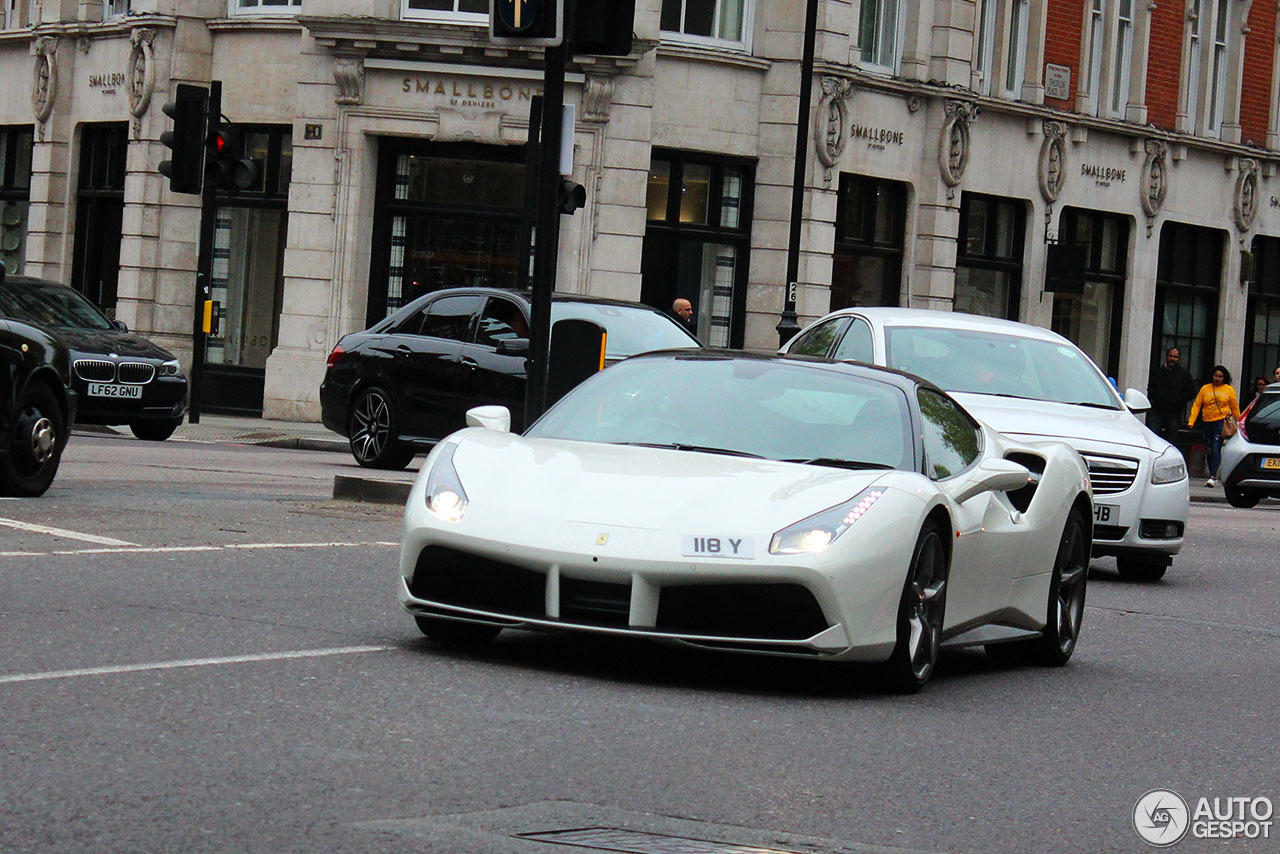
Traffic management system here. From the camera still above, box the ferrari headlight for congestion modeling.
[159,359,182,377]
[769,488,884,555]
[1151,445,1187,485]
[424,442,468,522]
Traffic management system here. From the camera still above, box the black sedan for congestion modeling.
[2,305,76,496]
[0,276,188,441]
[321,287,700,468]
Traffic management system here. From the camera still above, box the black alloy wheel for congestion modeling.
[0,382,64,497]
[348,387,414,469]
[414,616,502,644]
[1224,485,1262,509]
[1115,555,1168,581]
[130,419,181,441]
[881,521,948,693]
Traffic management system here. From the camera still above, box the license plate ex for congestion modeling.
[682,535,754,559]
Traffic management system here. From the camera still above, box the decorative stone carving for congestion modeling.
[333,56,365,106]
[128,28,156,119]
[1140,139,1169,223]
[939,100,978,188]
[1038,121,1068,203]
[581,77,613,123]
[32,36,59,129]
[1234,158,1260,232]
[814,76,854,168]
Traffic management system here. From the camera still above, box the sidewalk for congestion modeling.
[75,415,1238,506]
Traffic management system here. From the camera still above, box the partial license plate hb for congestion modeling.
[1093,503,1119,524]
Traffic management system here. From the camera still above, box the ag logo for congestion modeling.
[1134,789,1190,847]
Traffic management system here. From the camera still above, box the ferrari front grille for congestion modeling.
[656,583,829,640]
[409,546,545,617]
[1081,453,1139,496]
[117,362,156,384]
[74,359,115,382]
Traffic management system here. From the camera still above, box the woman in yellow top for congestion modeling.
[1187,364,1242,487]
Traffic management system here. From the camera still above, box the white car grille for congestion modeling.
[1081,452,1140,495]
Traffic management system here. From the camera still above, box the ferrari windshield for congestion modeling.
[0,280,114,331]
[883,325,1120,409]
[551,301,699,359]
[528,355,915,470]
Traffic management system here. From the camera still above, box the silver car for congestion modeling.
[782,307,1190,581]
[1219,383,1280,508]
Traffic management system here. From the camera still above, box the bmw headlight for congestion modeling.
[424,442,469,522]
[1151,445,1188,485]
[159,359,182,377]
[769,488,884,555]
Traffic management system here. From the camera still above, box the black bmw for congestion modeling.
[0,275,188,441]
[2,303,75,496]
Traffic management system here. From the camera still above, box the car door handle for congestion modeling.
[460,356,478,370]
[394,345,412,357]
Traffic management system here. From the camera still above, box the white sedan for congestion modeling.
[399,353,1092,692]
[782,307,1190,581]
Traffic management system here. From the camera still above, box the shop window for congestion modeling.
[660,0,750,48]
[71,123,128,313]
[641,150,753,348]
[832,174,906,309]
[403,0,487,23]
[1245,237,1280,388]
[233,0,302,13]
[859,0,902,71]
[0,126,33,276]
[1050,209,1129,377]
[955,193,1025,320]
[1154,222,1223,385]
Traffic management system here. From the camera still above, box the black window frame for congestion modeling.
[832,173,907,309]
[0,125,34,276]
[1154,221,1224,386]
[1246,235,1280,389]
[1050,207,1129,377]
[955,192,1027,320]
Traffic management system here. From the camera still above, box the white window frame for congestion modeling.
[1110,0,1133,116]
[401,0,488,26]
[1207,0,1230,132]
[4,0,24,29]
[973,0,998,95]
[1084,0,1105,114]
[859,0,906,74]
[1183,0,1202,130]
[1003,0,1029,97]
[104,0,129,18]
[659,0,753,52]
[231,0,302,15]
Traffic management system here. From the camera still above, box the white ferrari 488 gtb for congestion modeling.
[399,351,1092,692]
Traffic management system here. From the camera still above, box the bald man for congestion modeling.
[672,298,696,334]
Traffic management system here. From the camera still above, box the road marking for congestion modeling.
[0,645,397,686]
[0,541,399,558]
[0,517,136,547]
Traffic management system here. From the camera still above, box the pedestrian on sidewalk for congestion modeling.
[1187,365,1241,488]
[1147,346,1197,444]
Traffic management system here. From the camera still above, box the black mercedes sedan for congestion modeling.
[2,305,76,496]
[0,276,188,441]
[321,287,700,468]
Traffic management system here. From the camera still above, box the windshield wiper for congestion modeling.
[783,458,895,470]
[1063,401,1119,410]
[623,442,765,459]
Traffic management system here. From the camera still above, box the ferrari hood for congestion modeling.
[951,392,1157,452]
[447,431,890,531]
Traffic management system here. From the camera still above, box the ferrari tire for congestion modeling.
[1224,485,1261,509]
[1115,555,1168,582]
[348,387,414,470]
[880,520,948,694]
[0,382,64,498]
[987,508,1088,667]
[414,616,502,644]
[130,419,181,441]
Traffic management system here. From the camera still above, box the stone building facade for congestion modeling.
[2,0,1278,421]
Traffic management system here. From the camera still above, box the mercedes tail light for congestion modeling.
[326,345,344,369]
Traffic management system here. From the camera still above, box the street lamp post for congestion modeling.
[777,0,820,348]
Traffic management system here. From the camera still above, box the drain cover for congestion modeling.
[516,827,808,854]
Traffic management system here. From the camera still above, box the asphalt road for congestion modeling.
[1,434,1277,853]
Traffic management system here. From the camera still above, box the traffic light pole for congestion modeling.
[189,80,221,424]
[523,44,567,427]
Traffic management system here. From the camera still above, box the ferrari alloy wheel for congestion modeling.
[414,616,502,644]
[0,382,64,498]
[348,387,414,470]
[882,521,948,693]
[1115,555,1168,582]
[1224,485,1261,509]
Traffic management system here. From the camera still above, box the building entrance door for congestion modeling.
[71,123,127,315]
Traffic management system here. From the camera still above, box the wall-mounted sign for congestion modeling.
[88,72,126,95]
[1045,64,1071,102]
[850,123,905,150]
[400,76,543,110]
[1081,163,1126,186]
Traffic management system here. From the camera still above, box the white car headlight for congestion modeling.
[769,488,884,555]
[159,359,182,377]
[1151,445,1188,485]
[424,443,469,522]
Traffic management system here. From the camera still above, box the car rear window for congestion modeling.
[1249,393,1280,429]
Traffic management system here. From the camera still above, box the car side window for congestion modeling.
[830,318,874,363]
[918,387,982,480]
[421,295,481,340]
[790,318,850,357]
[475,298,529,347]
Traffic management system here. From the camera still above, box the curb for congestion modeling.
[332,475,413,505]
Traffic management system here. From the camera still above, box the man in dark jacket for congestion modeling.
[1147,347,1196,443]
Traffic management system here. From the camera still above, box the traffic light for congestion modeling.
[566,0,634,56]
[558,179,586,215]
[158,84,208,195]
[204,125,261,193]
[490,0,562,46]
